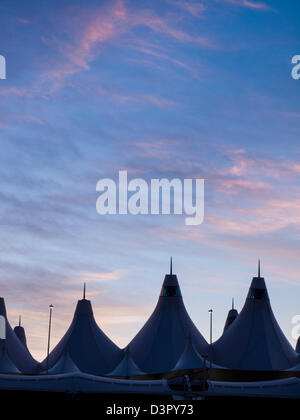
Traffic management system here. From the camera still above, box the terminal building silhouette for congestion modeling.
[0,260,299,398]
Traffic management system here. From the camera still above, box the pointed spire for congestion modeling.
[160,259,182,297]
[19,315,21,327]
[83,282,86,300]
[223,300,238,332]
[258,259,261,278]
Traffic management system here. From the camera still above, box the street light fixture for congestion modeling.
[46,304,54,374]
[208,309,213,376]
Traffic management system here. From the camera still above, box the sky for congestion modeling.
[0,0,300,361]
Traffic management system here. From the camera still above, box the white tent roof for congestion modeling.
[48,349,80,374]
[223,299,238,332]
[0,346,20,374]
[129,265,208,373]
[14,317,27,349]
[212,267,300,371]
[41,297,122,375]
[107,347,145,377]
[0,297,38,374]
[172,336,205,371]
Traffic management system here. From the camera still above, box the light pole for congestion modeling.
[208,309,213,375]
[209,309,213,344]
[46,304,54,374]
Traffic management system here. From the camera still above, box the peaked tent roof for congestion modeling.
[41,297,122,375]
[0,297,38,373]
[107,347,145,377]
[47,349,80,374]
[212,265,300,370]
[0,345,20,373]
[223,299,238,332]
[129,262,208,373]
[14,317,27,349]
[172,336,205,371]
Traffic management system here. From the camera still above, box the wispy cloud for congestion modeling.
[64,269,127,285]
[214,0,272,11]
[129,40,202,78]
[35,0,216,93]
[171,1,206,17]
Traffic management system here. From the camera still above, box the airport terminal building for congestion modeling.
[0,261,300,400]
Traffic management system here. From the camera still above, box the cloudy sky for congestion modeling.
[0,0,300,361]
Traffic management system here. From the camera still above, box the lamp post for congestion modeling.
[209,309,213,344]
[208,309,213,376]
[46,304,54,374]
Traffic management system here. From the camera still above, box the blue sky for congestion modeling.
[0,0,300,360]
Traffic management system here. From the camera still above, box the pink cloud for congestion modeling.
[38,0,216,93]
[241,0,270,10]
[129,41,203,79]
[215,0,271,11]
[217,148,300,182]
[64,269,127,285]
[135,11,216,48]
[0,87,28,97]
[172,1,206,17]
[133,139,183,159]
[215,178,271,195]
[141,94,177,108]
[203,196,300,237]
[17,17,30,25]
[80,84,178,109]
